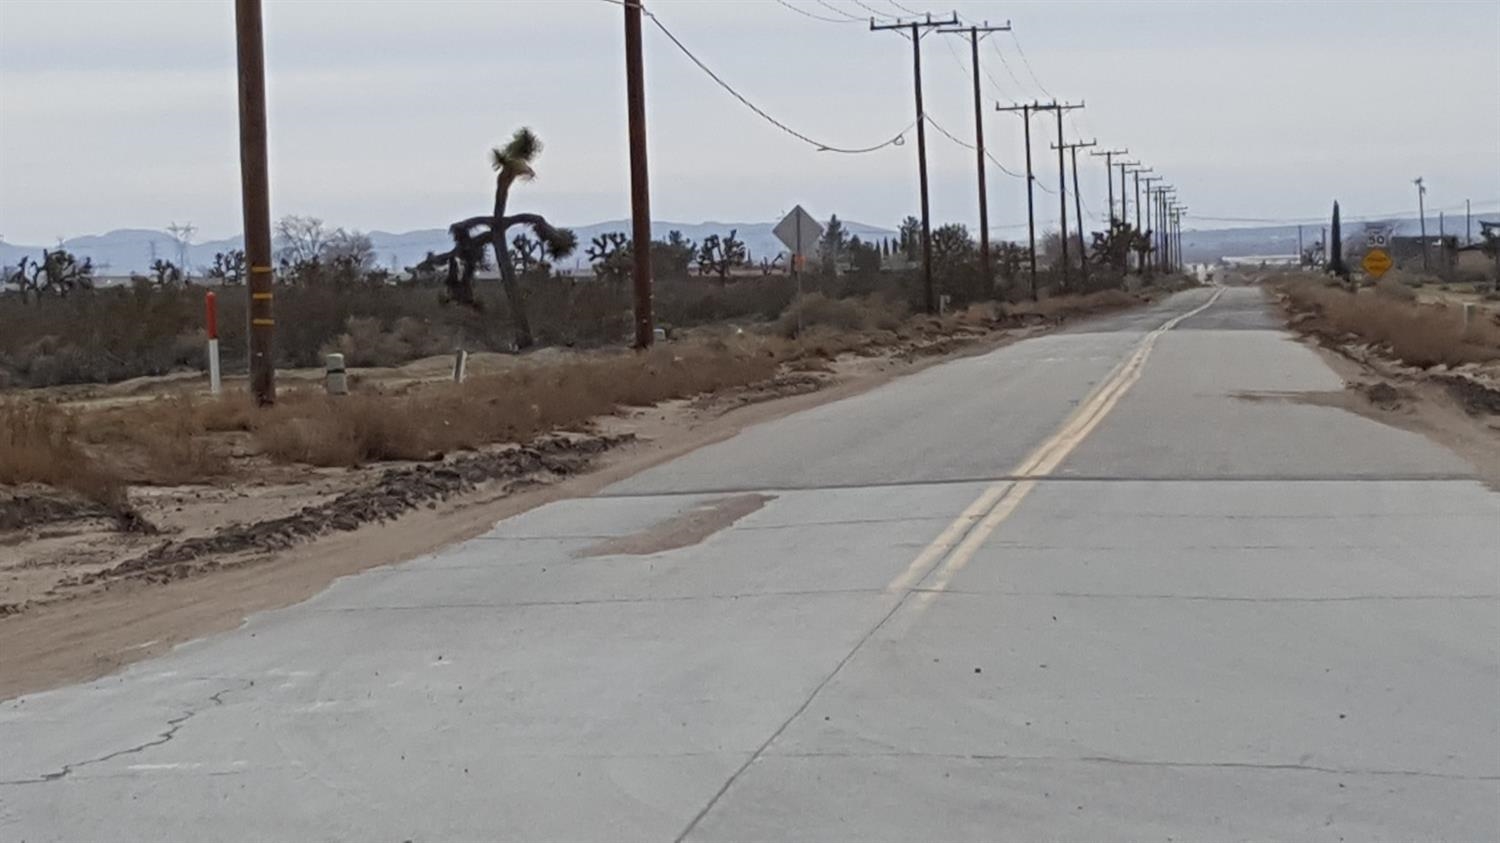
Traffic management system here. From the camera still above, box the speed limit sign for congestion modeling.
[1364,223,1394,249]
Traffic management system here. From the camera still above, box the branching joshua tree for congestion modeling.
[696,230,747,284]
[587,232,632,286]
[424,128,578,349]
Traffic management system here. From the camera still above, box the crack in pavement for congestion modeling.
[769,750,1500,781]
[0,679,254,787]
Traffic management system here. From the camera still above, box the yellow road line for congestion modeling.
[886,287,1225,601]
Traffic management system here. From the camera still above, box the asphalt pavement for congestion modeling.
[3,285,1496,841]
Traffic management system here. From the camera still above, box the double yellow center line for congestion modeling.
[886,287,1225,601]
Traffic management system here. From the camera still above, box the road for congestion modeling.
[3,285,1497,841]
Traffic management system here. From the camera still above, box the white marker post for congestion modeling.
[205,290,222,395]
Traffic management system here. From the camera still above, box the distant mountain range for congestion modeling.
[0,219,898,277]
[3,213,1488,276]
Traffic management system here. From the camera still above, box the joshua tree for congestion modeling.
[427,128,577,348]
[696,230,747,284]
[6,250,95,301]
[149,258,183,287]
[207,249,247,285]
[587,232,633,286]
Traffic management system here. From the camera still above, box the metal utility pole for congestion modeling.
[1439,211,1447,278]
[1176,206,1189,272]
[939,20,1010,287]
[1090,148,1127,225]
[624,0,654,348]
[235,0,275,406]
[1033,101,1084,285]
[997,102,1039,299]
[1414,177,1428,272]
[1051,139,1097,283]
[873,12,958,315]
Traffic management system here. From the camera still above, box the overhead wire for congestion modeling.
[644,5,913,154]
[1008,30,1054,100]
[810,0,865,21]
[886,0,924,16]
[922,112,1026,179]
[772,0,864,25]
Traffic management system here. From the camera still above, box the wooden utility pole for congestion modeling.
[1128,166,1151,270]
[1140,175,1163,275]
[1116,159,1138,235]
[1034,101,1083,285]
[873,13,958,315]
[235,0,275,406]
[1090,148,1127,225]
[1466,198,1472,244]
[1298,224,1304,266]
[1051,139,1096,284]
[939,20,1010,287]
[624,0,654,348]
[997,102,1039,299]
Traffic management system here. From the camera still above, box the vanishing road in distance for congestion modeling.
[4,285,1497,840]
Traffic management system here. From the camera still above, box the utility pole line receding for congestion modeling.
[624,0,655,348]
[939,19,1010,288]
[1090,148,1127,225]
[1140,175,1162,275]
[997,102,1039,299]
[1052,139,1097,284]
[873,12,959,314]
[234,0,275,406]
[1034,101,1083,285]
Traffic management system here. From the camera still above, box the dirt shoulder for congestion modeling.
[1260,279,1500,488]
[5,293,1142,699]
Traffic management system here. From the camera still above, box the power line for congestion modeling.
[1009,30,1054,99]
[810,0,864,21]
[987,37,1029,98]
[646,7,912,153]
[772,0,864,25]
[923,112,1024,179]
[850,0,885,15]
[886,0,923,15]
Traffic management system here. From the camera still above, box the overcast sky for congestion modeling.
[1,0,1497,244]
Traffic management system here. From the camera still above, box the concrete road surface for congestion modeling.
[3,286,1497,841]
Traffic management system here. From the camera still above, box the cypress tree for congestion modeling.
[1328,201,1347,279]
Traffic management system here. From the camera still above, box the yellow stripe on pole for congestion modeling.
[251,318,275,326]
[250,265,274,273]
[252,292,273,300]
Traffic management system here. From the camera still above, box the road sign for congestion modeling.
[1363,223,1394,249]
[1362,247,1393,278]
[773,205,823,258]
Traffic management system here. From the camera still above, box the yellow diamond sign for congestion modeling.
[1362,247,1393,278]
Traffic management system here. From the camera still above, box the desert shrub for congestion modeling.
[1277,278,1500,367]
[1374,276,1418,301]
[0,400,123,505]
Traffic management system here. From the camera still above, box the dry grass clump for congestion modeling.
[249,342,782,466]
[1276,277,1500,368]
[1003,289,1139,320]
[776,293,908,338]
[0,401,124,506]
